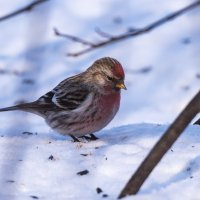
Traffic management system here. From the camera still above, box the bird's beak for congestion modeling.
[115,81,127,90]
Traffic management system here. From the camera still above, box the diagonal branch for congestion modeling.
[118,90,200,199]
[56,0,200,57]
[0,0,49,22]
[54,28,95,46]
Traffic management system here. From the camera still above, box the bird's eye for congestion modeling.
[106,76,113,81]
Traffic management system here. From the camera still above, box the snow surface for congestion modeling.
[0,0,200,200]
[0,124,200,200]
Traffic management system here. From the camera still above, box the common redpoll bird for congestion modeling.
[0,57,126,142]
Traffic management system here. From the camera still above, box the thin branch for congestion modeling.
[95,27,114,39]
[60,0,200,56]
[118,90,200,199]
[54,28,96,46]
[0,0,49,22]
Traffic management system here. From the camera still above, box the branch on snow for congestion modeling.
[0,0,49,22]
[118,90,200,199]
[54,0,200,57]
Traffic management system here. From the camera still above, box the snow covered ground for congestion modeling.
[0,0,200,199]
[0,124,200,200]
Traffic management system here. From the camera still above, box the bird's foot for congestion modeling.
[81,136,91,141]
[70,135,81,142]
[81,134,99,141]
[89,134,99,140]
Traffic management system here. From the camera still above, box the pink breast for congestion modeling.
[96,92,121,128]
[101,92,120,112]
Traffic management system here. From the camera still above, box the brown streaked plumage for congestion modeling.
[0,57,126,142]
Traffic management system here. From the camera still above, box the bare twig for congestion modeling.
[54,28,95,46]
[57,0,200,56]
[0,0,49,22]
[95,27,114,39]
[118,90,200,199]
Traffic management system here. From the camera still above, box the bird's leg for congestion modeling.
[70,135,80,142]
[89,134,99,140]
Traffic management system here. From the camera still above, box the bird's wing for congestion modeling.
[52,83,91,110]
[38,72,93,111]
[38,74,92,111]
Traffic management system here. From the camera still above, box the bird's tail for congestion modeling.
[0,102,36,112]
[0,101,58,117]
[0,105,20,112]
[0,101,47,117]
[0,101,49,115]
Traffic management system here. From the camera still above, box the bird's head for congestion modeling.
[87,57,126,92]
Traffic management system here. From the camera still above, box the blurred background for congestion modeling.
[0,0,199,135]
